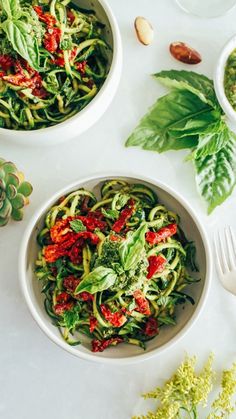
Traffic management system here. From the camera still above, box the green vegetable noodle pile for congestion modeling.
[0,0,110,130]
[126,70,236,213]
[224,48,236,111]
[35,179,199,353]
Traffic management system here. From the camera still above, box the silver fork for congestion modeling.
[214,226,236,296]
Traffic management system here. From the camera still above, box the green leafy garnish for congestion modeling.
[70,219,86,233]
[119,222,147,271]
[126,70,236,213]
[133,354,236,419]
[74,266,117,294]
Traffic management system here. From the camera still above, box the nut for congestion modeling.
[169,42,202,64]
[134,17,154,46]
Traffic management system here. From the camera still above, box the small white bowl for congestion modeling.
[19,174,212,364]
[214,35,236,124]
[0,0,122,146]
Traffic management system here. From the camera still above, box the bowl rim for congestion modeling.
[214,34,236,122]
[0,0,121,138]
[19,172,212,364]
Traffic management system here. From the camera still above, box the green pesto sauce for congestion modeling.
[224,48,236,110]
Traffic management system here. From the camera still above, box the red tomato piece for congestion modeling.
[0,55,15,71]
[63,275,80,292]
[147,255,167,279]
[50,218,71,243]
[77,292,94,302]
[75,61,87,75]
[112,199,135,233]
[146,223,177,245]
[34,6,56,27]
[144,318,159,337]
[89,316,98,333]
[44,244,67,263]
[67,10,75,24]
[44,28,61,53]
[133,290,151,315]
[54,301,74,315]
[56,292,71,303]
[91,337,123,352]
[100,304,127,327]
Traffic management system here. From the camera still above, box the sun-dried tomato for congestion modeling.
[50,218,71,243]
[91,337,123,352]
[63,275,80,292]
[144,318,159,337]
[77,215,107,232]
[81,196,91,213]
[56,292,71,303]
[133,290,151,315]
[146,223,177,245]
[89,316,98,333]
[100,304,127,327]
[44,28,61,53]
[3,74,36,88]
[0,72,5,78]
[0,55,15,71]
[112,199,135,233]
[32,86,48,99]
[147,255,167,279]
[67,239,83,264]
[75,61,87,75]
[77,291,94,302]
[67,10,75,24]
[44,244,67,263]
[34,6,56,27]
[54,301,74,315]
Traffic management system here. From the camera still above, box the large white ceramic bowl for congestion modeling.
[19,174,212,364]
[0,0,122,146]
[214,35,236,125]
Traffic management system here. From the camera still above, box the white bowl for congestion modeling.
[214,35,236,125]
[0,0,122,146]
[19,174,212,364]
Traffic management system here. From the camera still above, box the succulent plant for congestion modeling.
[0,158,33,226]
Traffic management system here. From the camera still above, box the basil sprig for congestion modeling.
[0,0,40,70]
[74,267,117,295]
[119,222,147,271]
[126,70,236,213]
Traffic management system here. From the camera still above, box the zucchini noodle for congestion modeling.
[0,0,110,130]
[35,179,200,352]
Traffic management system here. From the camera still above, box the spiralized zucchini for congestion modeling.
[35,179,200,352]
[0,0,110,130]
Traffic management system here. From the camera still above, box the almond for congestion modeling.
[134,17,154,46]
[169,42,202,65]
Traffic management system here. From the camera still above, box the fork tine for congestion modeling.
[214,232,224,275]
[229,226,236,259]
[217,230,229,273]
[225,226,236,270]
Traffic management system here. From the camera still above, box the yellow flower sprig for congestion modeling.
[133,355,236,419]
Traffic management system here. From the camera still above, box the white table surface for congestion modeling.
[1,1,236,418]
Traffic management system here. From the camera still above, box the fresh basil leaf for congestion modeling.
[74,266,117,294]
[194,121,231,159]
[119,223,147,271]
[2,19,40,70]
[169,109,221,139]
[101,208,119,220]
[126,90,210,152]
[0,0,21,18]
[70,219,86,233]
[153,70,219,109]
[195,134,236,213]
